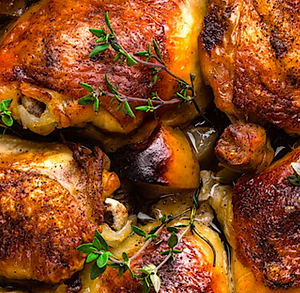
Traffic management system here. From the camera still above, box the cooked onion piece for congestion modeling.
[183,124,219,166]
[101,217,135,248]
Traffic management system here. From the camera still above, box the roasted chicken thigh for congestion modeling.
[89,221,231,293]
[0,189,231,293]
[0,0,210,135]
[0,135,120,284]
[210,146,300,291]
[199,0,300,134]
[233,147,300,290]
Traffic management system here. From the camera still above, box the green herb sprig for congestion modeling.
[0,99,13,127]
[288,162,300,186]
[0,99,13,135]
[78,12,200,118]
[77,189,216,292]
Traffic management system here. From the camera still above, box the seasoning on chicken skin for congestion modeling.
[0,0,211,136]
[233,146,300,289]
[199,0,300,134]
[0,135,120,284]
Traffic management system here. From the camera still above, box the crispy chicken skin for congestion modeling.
[0,135,120,284]
[0,173,231,293]
[215,122,274,174]
[9,223,230,293]
[0,0,210,135]
[233,146,300,289]
[199,0,300,134]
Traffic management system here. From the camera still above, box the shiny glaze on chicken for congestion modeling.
[0,0,210,135]
[233,146,300,289]
[0,135,120,284]
[199,0,300,134]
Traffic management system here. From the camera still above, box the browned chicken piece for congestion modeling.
[66,220,231,293]
[0,135,120,284]
[0,0,211,136]
[207,166,300,292]
[97,227,229,293]
[214,122,274,174]
[199,0,300,134]
[111,123,200,198]
[0,183,232,293]
[0,222,231,293]
[233,146,300,289]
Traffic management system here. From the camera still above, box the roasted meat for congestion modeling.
[69,187,231,293]
[233,146,300,289]
[199,0,300,134]
[0,135,120,284]
[0,180,231,293]
[91,222,231,293]
[215,122,274,174]
[0,0,211,136]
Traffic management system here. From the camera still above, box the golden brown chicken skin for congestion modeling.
[214,122,274,174]
[74,221,230,293]
[0,0,210,135]
[0,178,231,292]
[101,232,218,293]
[0,136,120,284]
[233,146,300,289]
[199,0,300,134]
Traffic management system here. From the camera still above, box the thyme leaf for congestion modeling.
[90,43,110,58]
[133,225,147,237]
[0,99,13,131]
[122,101,136,118]
[91,262,106,280]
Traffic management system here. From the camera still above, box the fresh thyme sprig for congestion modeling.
[0,99,13,135]
[78,12,198,117]
[77,189,216,292]
[287,162,300,186]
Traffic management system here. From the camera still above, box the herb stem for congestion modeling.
[130,224,165,262]
[94,250,124,264]
[101,91,180,106]
[115,39,192,90]
[130,208,191,262]
[156,225,190,271]
[192,226,217,267]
